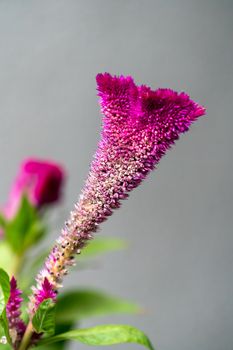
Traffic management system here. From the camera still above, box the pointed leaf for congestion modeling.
[39,324,154,350]
[5,196,45,254]
[32,299,56,335]
[36,323,74,350]
[0,269,10,305]
[56,289,141,324]
[0,311,10,345]
[20,250,49,291]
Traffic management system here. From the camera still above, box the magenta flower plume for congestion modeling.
[29,73,205,314]
[3,158,65,221]
[6,277,26,348]
[31,277,57,310]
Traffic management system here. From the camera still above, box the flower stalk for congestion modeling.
[17,322,33,350]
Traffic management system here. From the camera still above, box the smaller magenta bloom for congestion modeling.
[3,158,65,219]
[31,277,56,311]
[6,277,26,348]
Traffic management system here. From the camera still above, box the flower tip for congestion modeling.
[194,104,206,118]
[10,276,17,290]
[43,277,51,290]
[41,277,57,301]
[96,72,112,91]
[96,72,134,95]
[96,72,109,83]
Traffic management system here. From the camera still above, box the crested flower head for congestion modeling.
[29,73,205,314]
[90,73,205,210]
[6,277,26,348]
[3,158,65,220]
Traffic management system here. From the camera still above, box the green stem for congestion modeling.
[17,321,33,350]
[12,253,24,278]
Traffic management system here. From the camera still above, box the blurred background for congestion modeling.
[0,1,232,349]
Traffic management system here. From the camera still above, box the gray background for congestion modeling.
[0,1,233,350]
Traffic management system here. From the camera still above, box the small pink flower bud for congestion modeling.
[4,158,65,219]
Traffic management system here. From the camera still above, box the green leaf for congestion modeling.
[20,250,48,291]
[36,323,74,350]
[5,196,46,254]
[0,311,11,345]
[0,269,10,305]
[39,324,154,350]
[32,299,56,335]
[0,326,11,350]
[0,269,11,344]
[56,289,140,324]
[0,342,11,350]
[22,221,46,251]
[80,237,127,260]
[36,342,66,350]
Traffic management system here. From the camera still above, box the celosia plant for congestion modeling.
[0,73,205,350]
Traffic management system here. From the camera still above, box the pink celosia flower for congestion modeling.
[6,277,26,348]
[29,73,205,314]
[3,158,65,219]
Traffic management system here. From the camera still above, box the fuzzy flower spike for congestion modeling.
[29,73,205,314]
